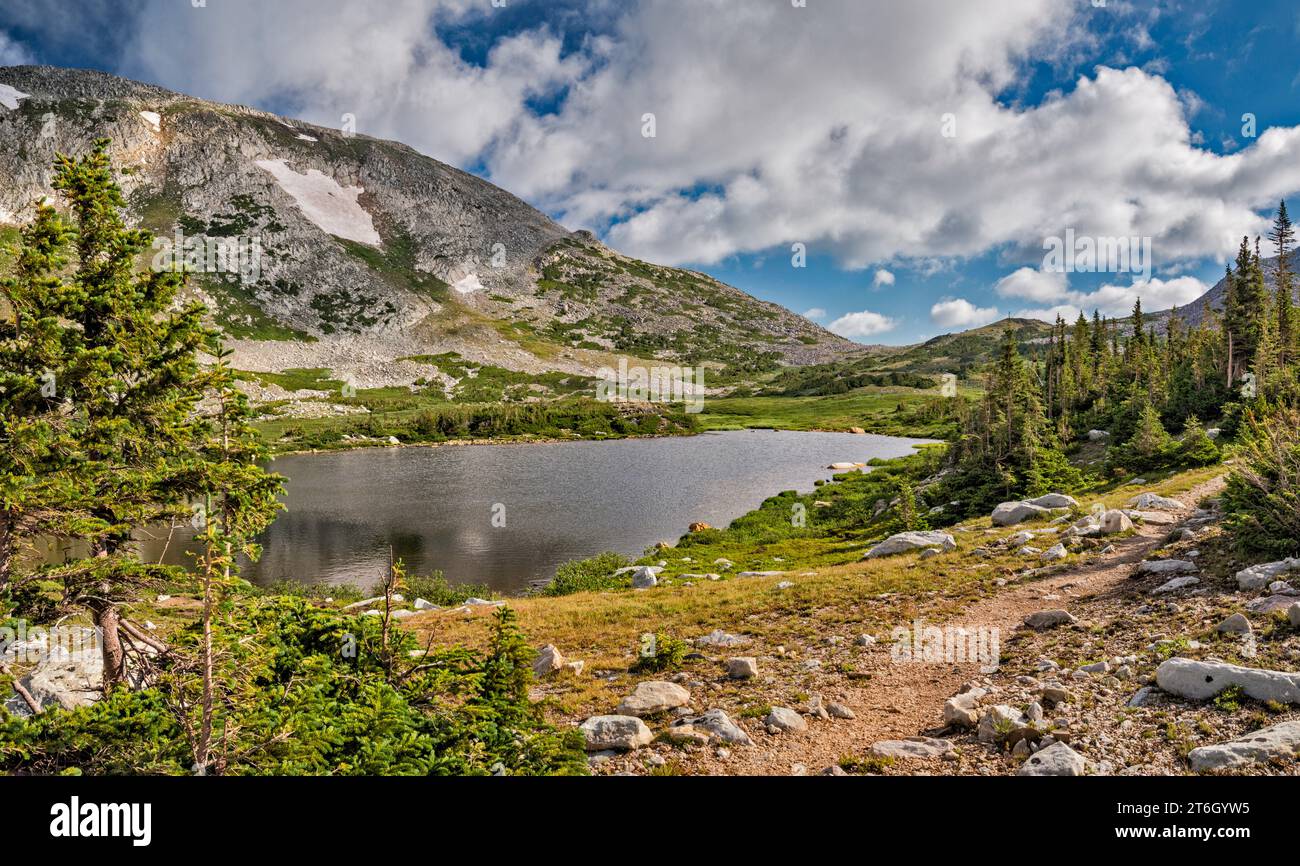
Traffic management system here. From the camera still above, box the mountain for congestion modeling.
[1149,255,1298,331]
[0,66,860,389]
[871,317,1054,374]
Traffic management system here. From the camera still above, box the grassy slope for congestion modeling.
[699,386,975,438]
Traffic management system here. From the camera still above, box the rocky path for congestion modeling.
[592,475,1231,776]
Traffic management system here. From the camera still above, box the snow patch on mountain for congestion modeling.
[452,273,485,295]
[255,159,381,246]
[0,84,29,110]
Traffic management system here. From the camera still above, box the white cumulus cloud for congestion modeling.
[827,310,898,339]
[931,298,1001,329]
[873,269,896,288]
[1013,275,1209,323]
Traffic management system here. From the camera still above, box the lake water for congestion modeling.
[118,430,932,594]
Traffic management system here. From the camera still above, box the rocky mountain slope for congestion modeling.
[0,66,859,388]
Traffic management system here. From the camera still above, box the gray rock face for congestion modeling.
[1156,658,1300,704]
[579,715,654,751]
[1017,743,1088,776]
[1236,558,1300,592]
[617,681,691,717]
[673,709,753,746]
[726,657,759,679]
[863,531,957,559]
[992,501,1051,526]
[871,737,954,759]
[1291,603,1300,628]
[1187,720,1300,772]
[764,707,808,733]
[1024,610,1077,630]
[5,645,104,715]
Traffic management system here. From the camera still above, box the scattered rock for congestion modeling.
[764,707,808,733]
[1017,743,1088,776]
[579,715,654,751]
[1246,595,1300,615]
[863,530,957,559]
[1040,544,1069,563]
[533,645,566,678]
[1152,575,1200,594]
[870,737,955,759]
[726,657,759,680]
[1291,604,1300,628]
[1087,429,1110,441]
[944,690,984,728]
[617,681,691,717]
[1216,614,1253,636]
[414,597,439,611]
[696,629,749,648]
[674,709,754,746]
[1236,558,1300,592]
[1138,559,1197,575]
[1187,720,1300,772]
[977,705,1028,743]
[1024,610,1076,630]
[1126,493,1186,512]
[828,703,856,720]
[1026,493,1078,509]
[630,566,659,589]
[1099,510,1134,535]
[992,501,1051,527]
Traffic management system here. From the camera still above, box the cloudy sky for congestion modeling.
[4,0,1300,344]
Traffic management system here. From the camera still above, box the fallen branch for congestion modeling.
[119,619,169,654]
[0,662,41,715]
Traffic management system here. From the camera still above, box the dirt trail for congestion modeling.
[685,475,1227,776]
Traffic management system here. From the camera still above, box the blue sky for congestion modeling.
[3,0,1300,344]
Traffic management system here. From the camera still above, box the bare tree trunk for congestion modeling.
[87,542,127,690]
[96,596,127,689]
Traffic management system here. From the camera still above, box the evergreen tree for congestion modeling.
[1269,199,1296,365]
